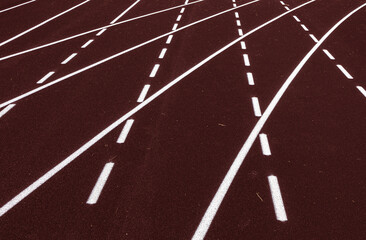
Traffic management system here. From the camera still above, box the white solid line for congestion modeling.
[61,53,77,64]
[149,64,160,78]
[137,84,151,102]
[247,72,254,85]
[251,97,262,117]
[86,162,114,204]
[268,175,288,221]
[192,3,365,239]
[356,86,366,97]
[0,0,35,14]
[243,54,250,66]
[81,39,94,48]
[284,6,290,11]
[177,14,182,21]
[180,7,185,13]
[166,35,174,44]
[301,24,309,31]
[259,133,271,155]
[110,0,140,24]
[336,64,353,79]
[309,34,318,42]
[172,23,179,30]
[0,104,16,118]
[238,28,244,36]
[117,119,134,143]
[0,0,90,47]
[236,20,241,26]
[233,3,237,7]
[96,28,107,36]
[322,49,335,60]
[293,15,300,22]
[235,12,239,18]
[0,0,315,218]
[159,48,168,59]
[240,41,246,49]
[37,71,55,84]
[280,1,285,5]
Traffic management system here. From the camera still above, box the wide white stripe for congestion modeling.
[86,163,114,204]
[149,64,160,77]
[159,48,168,59]
[268,175,288,221]
[251,97,262,117]
[247,72,254,85]
[137,84,151,102]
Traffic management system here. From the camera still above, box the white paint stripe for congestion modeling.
[137,84,151,102]
[284,6,290,11]
[159,48,168,59]
[176,14,182,21]
[336,64,353,79]
[247,72,254,85]
[235,12,239,18]
[243,54,250,66]
[117,119,134,143]
[172,23,179,30]
[0,104,16,118]
[259,133,271,155]
[149,64,160,78]
[251,97,262,117]
[96,28,107,36]
[0,2,314,216]
[238,28,244,36]
[37,71,55,84]
[110,0,140,24]
[236,20,241,26]
[309,34,318,42]
[192,3,365,239]
[61,53,77,64]
[268,175,288,221]
[0,0,204,61]
[180,7,185,13]
[240,41,246,49]
[0,0,90,47]
[280,1,285,5]
[166,35,174,44]
[322,49,335,60]
[185,0,189,4]
[233,3,237,7]
[0,0,35,14]
[300,24,309,31]
[81,39,94,48]
[356,86,366,97]
[86,162,114,204]
[293,15,300,22]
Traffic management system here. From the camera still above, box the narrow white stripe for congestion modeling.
[236,20,241,26]
[110,0,140,24]
[259,133,271,155]
[233,3,237,7]
[180,7,185,13]
[159,48,168,59]
[322,49,335,60]
[96,28,107,36]
[0,104,16,118]
[166,34,174,44]
[86,163,114,204]
[149,64,160,77]
[251,97,262,117]
[309,34,318,42]
[247,72,254,85]
[235,12,239,18]
[176,14,182,21]
[37,71,55,84]
[268,175,288,221]
[356,86,366,97]
[336,65,353,79]
[172,23,179,30]
[293,15,300,22]
[117,119,134,143]
[243,54,250,66]
[81,39,94,48]
[301,24,309,31]
[280,1,285,5]
[137,84,151,102]
[61,53,77,64]
[240,41,246,49]
[284,6,290,11]
[0,0,36,14]
[238,28,244,36]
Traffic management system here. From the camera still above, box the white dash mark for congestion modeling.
[235,12,239,18]
[185,0,189,4]
[236,20,241,26]
[259,133,271,156]
[233,3,237,7]
[247,72,254,85]
[322,49,335,60]
[300,24,309,31]
[268,175,288,222]
[336,65,353,79]
[159,48,168,59]
[96,28,107,36]
[117,119,134,143]
[0,104,16,118]
[86,162,114,204]
[240,41,246,49]
[232,0,236,2]
[243,54,250,66]
[180,8,185,14]
[309,34,318,42]
[176,14,182,21]
[293,15,300,22]
[238,28,244,36]
[81,39,94,48]
[251,97,262,117]
[172,23,179,30]
[284,6,290,11]
[166,35,173,44]
[37,71,55,84]
[356,86,366,97]
[280,1,285,5]
[61,53,77,64]
[137,84,151,102]
[149,64,160,78]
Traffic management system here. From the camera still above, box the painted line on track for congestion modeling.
[81,39,94,48]
[86,162,114,204]
[0,104,16,118]
[322,49,335,60]
[336,64,353,79]
[37,71,55,84]
[247,72,254,85]
[117,119,135,143]
[0,0,35,14]
[251,97,262,117]
[356,86,366,97]
[259,133,271,155]
[137,84,151,102]
[268,175,288,221]
[110,0,140,24]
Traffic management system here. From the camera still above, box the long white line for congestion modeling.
[0,0,35,14]
[0,0,260,109]
[117,119,134,143]
[192,3,365,239]
[356,86,366,98]
[137,84,151,102]
[268,175,288,221]
[110,0,140,24]
[0,0,204,61]
[0,104,16,118]
[336,64,353,79]
[86,162,114,204]
[259,133,271,155]
[0,0,90,47]
[0,0,314,217]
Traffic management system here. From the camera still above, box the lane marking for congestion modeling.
[149,64,160,78]
[247,72,254,85]
[238,28,244,36]
[192,3,365,239]
[86,162,114,204]
[300,24,309,31]
[61,53,77,64]
[259,133,271,155]
[284,6,290,11]
[236,20,241,26]
[180,8,185,13]
[293,15,300,22]
[356,86,366,97]
[280,1,285,5]
[240,40,246,49]
[166,34,174,44]
[0,0,90,47]
[243,53,250,66]
[0,0,35,14]
[159,48,168,59]
[0,2,315,216]
[172,23,179,31]
[185,0,189,4]
[322,49,335,60]
[110,0,140,24]
[37,71,55,84]
[96,28,107,36]
[233,3,237,7]
[336,64,353,79]
[176,14,182,21]
[235,12,239,18]
[117,119,134,143]
[268,175,288,221]
[137,84,151,102]
[0,104,16,118]
[251,97,262,117]
[81,39,94,48]
[309,34,318,42]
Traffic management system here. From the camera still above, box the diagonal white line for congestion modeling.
[110,0,140,24]
[0,0,36,14]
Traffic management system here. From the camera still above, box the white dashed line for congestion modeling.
[180,7,185,13]
[251,97,262,117]
[280,1,285,5]
[159,48,168,59]
[336,64,353,79]
[284,6,290,11]
[185,0,189,4]
[235,12,239,18]
[322,49,335,60]
[293,15,301,22]
[268,175,288,222]
[247,72,254,85]
[259,133,271,156]
[240,41,246,49]
[176,14,182,21]
[37,71,55,84]
[233,3,237,7]
[243,54,250,66]
[149,64,160,77]
[86,162,114,204]
[236,20,241,26]
[137,84,151,102]
[117,119,134,143]
[61,53,77,64]
[0,0,35,14]
[356,86,366,97]
[81,39,94,48]
[166,34,174,44]
[238,29,244,36]
[309,34,318,42]
[172,23,179,30]
[0,104,16,118]
[300,24,309,31]
[96,28,107,36]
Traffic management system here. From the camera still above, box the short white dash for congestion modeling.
[234,12,239,18]
[180,8,185,14]
[284,6,290,11]
[236,20,241,26]
[240,41,246,49]
[159,48,168,59]
[309,34,318,43]
[149,64,160,78]
[233,3,237,7]
[61,53,77,64]
[166,35,173,44]
[232,0,236,2]
[280,1,285,5]
[300,24,309,31]
[322,49,335,60]
[96,28,107,36]
[0,104,16,118]
[268,175,288,222]
[259,133,271,156]
[37,71,55,84]
[176,15,182,22]
[238,29,244,36]
[251,97,262,117]
[137,84,151,102]
[293,15,301,22]
[86,162,114,204]
[117,119,134,143]
[172,23,179,30]
[247,72,254,85]
[356,86,366,97]
[81,39,94,48]
[336,64,353,79]
[243,54,250,66]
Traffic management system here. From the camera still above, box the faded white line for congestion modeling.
[322,49,335,60]
[81,39,94,48]
[110,0,140,24]
[37,71,55,84]
[137,84,151,102]
[243,54,250,66]
[309,34,318,42]
[251,97,262,117]
[96,28,107,36]
[259,133,271,155]
[293,15,300,22]
[117,119,134,143]
[268,175,288,221]
[240,40,246,49]
[86,162,114,204]
[61,53,77,64]
[159,48,168,59]
[300,24,309,31]
[356,86,366,97]
[149,64,160,78]
[336,64,353,79]
[247,72,254,85]
[0,0,35,14]
[0,104,16,118]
